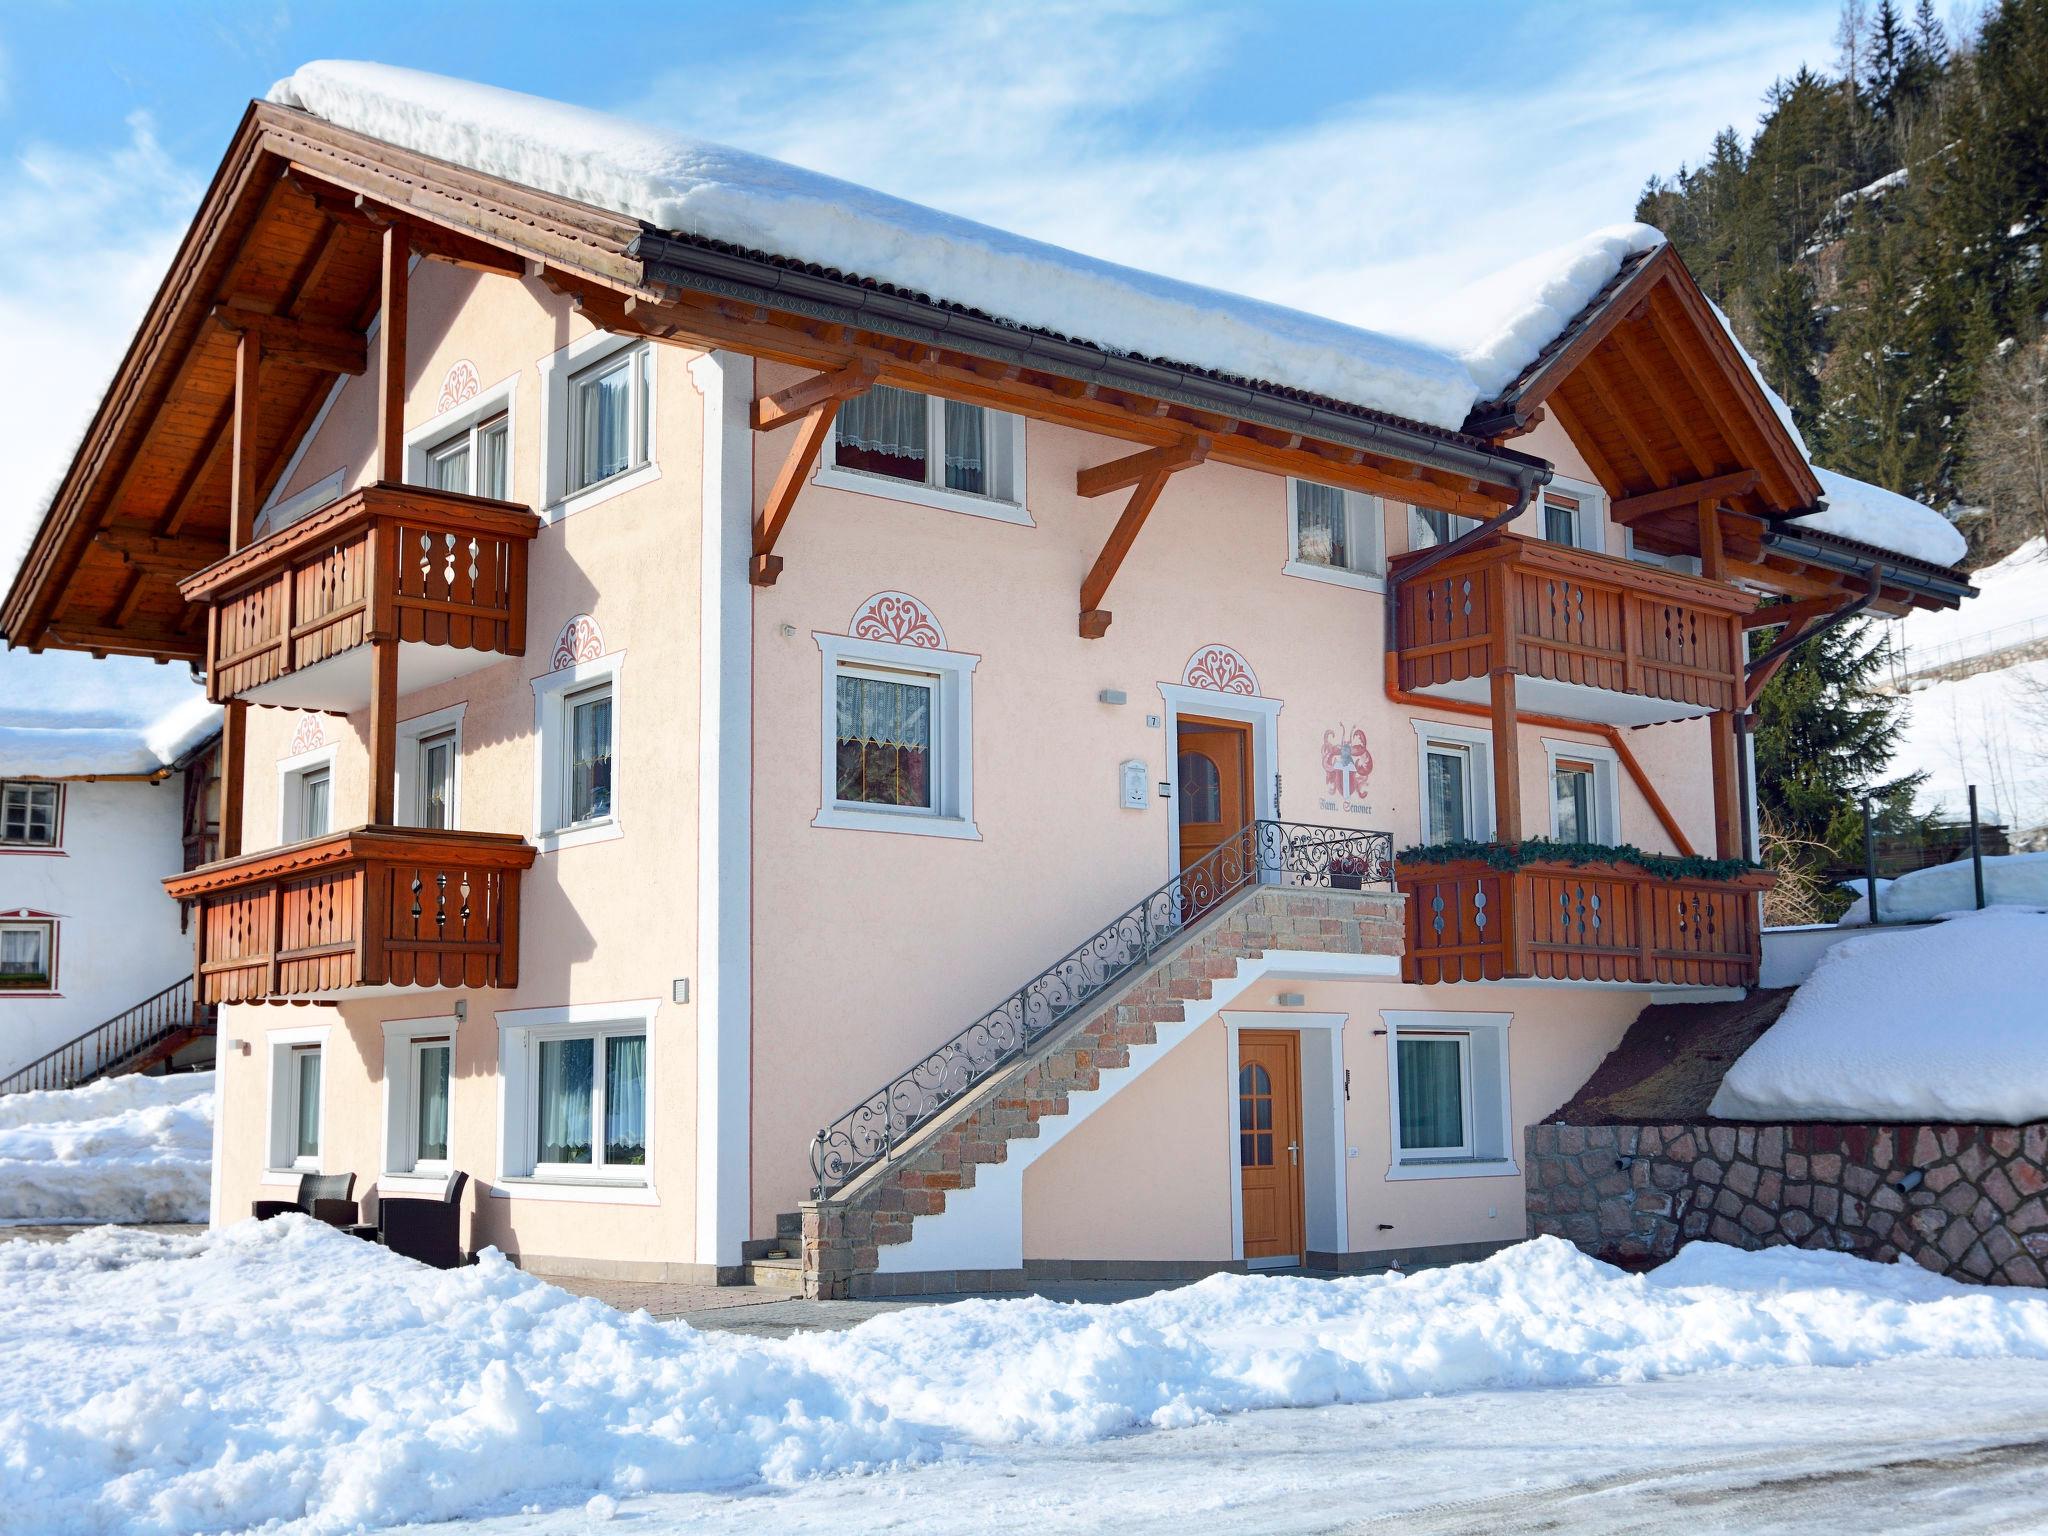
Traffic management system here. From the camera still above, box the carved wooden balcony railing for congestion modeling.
[1396,856,1771,988]
[1391,536,1754,717]
[162,827,535,1003]
[180,482,540,707]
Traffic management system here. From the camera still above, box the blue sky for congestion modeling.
[0,0,1840,719]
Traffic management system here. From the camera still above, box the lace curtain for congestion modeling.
[571,692,613,823]
[837,384,928,480]
[576,360,634,486]
[605,1035,647,1165]
[1295,481,1348,566]
[538,1037,594,1164]
[416,1044,450,1163]
[835,674,932,808]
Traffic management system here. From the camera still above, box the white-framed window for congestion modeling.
[264,1026,330,1177]
[1285,478,1384,590]
[1536,475,1607,553]
[1409,503,1482,550]
[1382,1010,1515,1178]
[1411,719,1494,846]
[814,631,979,840]
[395,704,466,832]
[530,649,625,853]
[1542,738,1621,845]
[405,371,518,505]
[0,780,60,848]
[0,917,54,991]
[381,1017,455,1180]
[539,334,659,521]
[816,382,1030,525]
[279,743,338,843]
[496,1001,660,1195]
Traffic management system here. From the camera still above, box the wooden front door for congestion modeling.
[1176,716,1254,908]
[1238,1030,1306,1263]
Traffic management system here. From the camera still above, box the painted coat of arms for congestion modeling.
[1322,725,1374,803]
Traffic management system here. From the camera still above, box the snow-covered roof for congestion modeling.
[0,649,216,778]
[1790,467,1970,569]
[268,63,1968,574]
[1711,905,2048,1123]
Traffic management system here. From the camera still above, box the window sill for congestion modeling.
[812,805,981,841]
[814,462,1033,526]
[1282,558,1385,594]
[0,848,64,857]
[545,460,660,525]
[261,1166,324,1188]
[1384,1158,1520,1182]
[379,1169,454,1194]
[535,816,624,854]
[491,1176,658,1206]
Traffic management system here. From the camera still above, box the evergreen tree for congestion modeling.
[1754,265,1825,435]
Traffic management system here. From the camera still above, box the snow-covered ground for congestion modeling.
[1714,906,2047,1123]
[8,1221,2048,1535]
[0,1071,212,1224]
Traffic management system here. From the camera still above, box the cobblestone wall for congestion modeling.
[1526,1119,2048,1287]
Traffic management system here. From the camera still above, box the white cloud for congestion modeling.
[0,111,200,586]
[624,1,1835,340]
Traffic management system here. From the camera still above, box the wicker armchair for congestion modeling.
[252,1172,358,1227]
[368,1170,470,1269]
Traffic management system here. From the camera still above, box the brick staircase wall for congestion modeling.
[801,885,1404,1298]
[1529,1119,2048,1287]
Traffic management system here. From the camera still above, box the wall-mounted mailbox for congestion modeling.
[1120,759,1150,810]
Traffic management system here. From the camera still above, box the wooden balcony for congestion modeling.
[1391,535,1754,725]
[1396,856,1771,987]
[162,827,535,1003]
[181,482,540,711]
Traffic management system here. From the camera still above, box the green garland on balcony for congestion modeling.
[1396,837,1762,884]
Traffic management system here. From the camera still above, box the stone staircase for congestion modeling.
[797,881,1404,1297]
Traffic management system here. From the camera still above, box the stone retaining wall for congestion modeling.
[1526,1119,2048,1287]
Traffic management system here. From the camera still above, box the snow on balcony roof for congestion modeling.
[1789,467,1970,569]
[0,651,216,778]
[268,63,1667,438]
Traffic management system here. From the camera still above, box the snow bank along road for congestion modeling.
[0,1071,211,1225]
[6,1221,2048,1535]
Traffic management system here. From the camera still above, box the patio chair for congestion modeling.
[252,1172,358,1227]
[364,1170,470,1269]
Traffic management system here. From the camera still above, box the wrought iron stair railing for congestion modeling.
[0,975,213,1096]
[809,820,1394,1197]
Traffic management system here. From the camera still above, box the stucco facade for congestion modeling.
[201,263,1740,1282]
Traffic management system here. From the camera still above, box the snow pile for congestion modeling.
[1712,908,2048,1122]
[0,650,215,778]
[271,63,1479,430]
[0,1071,213,1223]
[7,1224,2048,1534]
[1838,850,2048,924]
[1791,466,1970,568]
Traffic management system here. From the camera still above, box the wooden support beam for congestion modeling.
[1613,470,1759,525]
[230,332,261,552]
[42,624,204,662]
[1697,495,1726,583]
[219,701,246,860]
[1742,593,1851,631]
[376,224,409,484]
[369,638,399,825]
[1547,389,1626,495]
[1721,557,1847,601]
[210,304,368,375]
[1490,669,1522,845]
[1709,710,1742,859]
[1602,726,1696,858]
[94,529,224,573]
[1077,444,1209,637]
[1076,437,1209,500]
[751,358,879,433]
[752,398,844,586]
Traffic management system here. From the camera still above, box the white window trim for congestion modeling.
[380,1014,458,1188]
[538,332,659,522]
[1283,478,1385,592]
[1538,472,1610,555]
[256,467,349,541]
[1408,502,1482,552]
[262,1023,331,1185]
[277,743,340,843]
[395,702,468,831]
[1410,718,1494,845]
[1381,1009,1518,1180]
[814,388,1032,526]
[403,370,519,500]
[495,999,660,1202]
[530,651,625,853]
[1541,737,1622,844]
[813,631,981,841]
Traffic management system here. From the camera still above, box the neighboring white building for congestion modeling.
[0,650,219,1083]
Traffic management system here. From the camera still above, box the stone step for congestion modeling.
[743,1255,806,1292]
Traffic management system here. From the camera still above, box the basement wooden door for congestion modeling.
[1176,716,1254,917]
[1238,1030,1306,1263]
